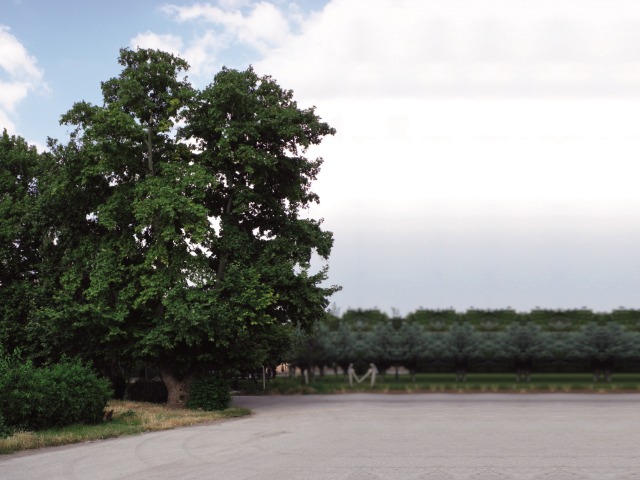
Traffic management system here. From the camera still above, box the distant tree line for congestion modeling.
[288,308,640,382]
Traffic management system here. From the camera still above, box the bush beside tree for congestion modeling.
[187,374,231,411]
[0,350,112,431]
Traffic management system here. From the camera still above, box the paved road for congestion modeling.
[2,394,639,479]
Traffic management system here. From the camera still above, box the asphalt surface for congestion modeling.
[2,394,639,479]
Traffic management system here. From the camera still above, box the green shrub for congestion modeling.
[188,374,231,411]
[44,360,113,427]
[0,351,112,431]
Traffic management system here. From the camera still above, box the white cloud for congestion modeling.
[0,26,43,80]
[248,0,640,208]
[0,109,15,133]
[181,31,226,77]
[307,97,640,212]
[0,26,47,135]
[237,2,291,51]
[130,32,184,56]
[136,1,640,205]
[129,2,299,82]
[257,0,640,99]
[218,0,252,9]
[131,31,225,78]
[0,81,29,112]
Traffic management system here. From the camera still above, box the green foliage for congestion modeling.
[0,48,339,405]
[0,350,112,430]
[289,323,328,374]
[493,323,552,381]
[395,321,431,378]
[331,321,358,373]
[565,322,639,381]
[290,308,640,381]
[0,411,10,439]
[440,323,484,381]
[610,309,640,330]
[527,308,594,331]
[341,309,390,329]
[0,130,48,358]
[466,309,520,331]
[495,323,548,361]
[405,309,459,331]
[366,320,400,374]
[187,374,231,411]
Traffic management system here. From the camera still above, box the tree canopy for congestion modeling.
[1,48,339,406]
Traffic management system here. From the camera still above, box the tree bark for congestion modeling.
[160,366,194,408]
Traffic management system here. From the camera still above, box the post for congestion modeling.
[262,365,266,391]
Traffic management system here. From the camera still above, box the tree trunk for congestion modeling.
[145,126,154,175]
[160,366,194,409]
[214,187,234,288]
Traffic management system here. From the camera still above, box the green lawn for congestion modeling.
[241,373,640,395]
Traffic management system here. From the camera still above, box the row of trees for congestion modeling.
[0,48,339,406]
[290,309,640,383]
[335,307,640,331]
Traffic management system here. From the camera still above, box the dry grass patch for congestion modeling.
[0,400,250,455]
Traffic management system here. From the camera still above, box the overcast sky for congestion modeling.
[2,0,640,315]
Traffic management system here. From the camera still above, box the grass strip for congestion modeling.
[0,400,251,455]
[241,373,640,395]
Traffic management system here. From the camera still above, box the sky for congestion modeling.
[2,0,640,315]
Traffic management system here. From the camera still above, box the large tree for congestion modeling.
[54,48,338,406]
[568,322,637,382]
[441,323,483,382]
[366,320,399,381]
[493,323,550,382]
